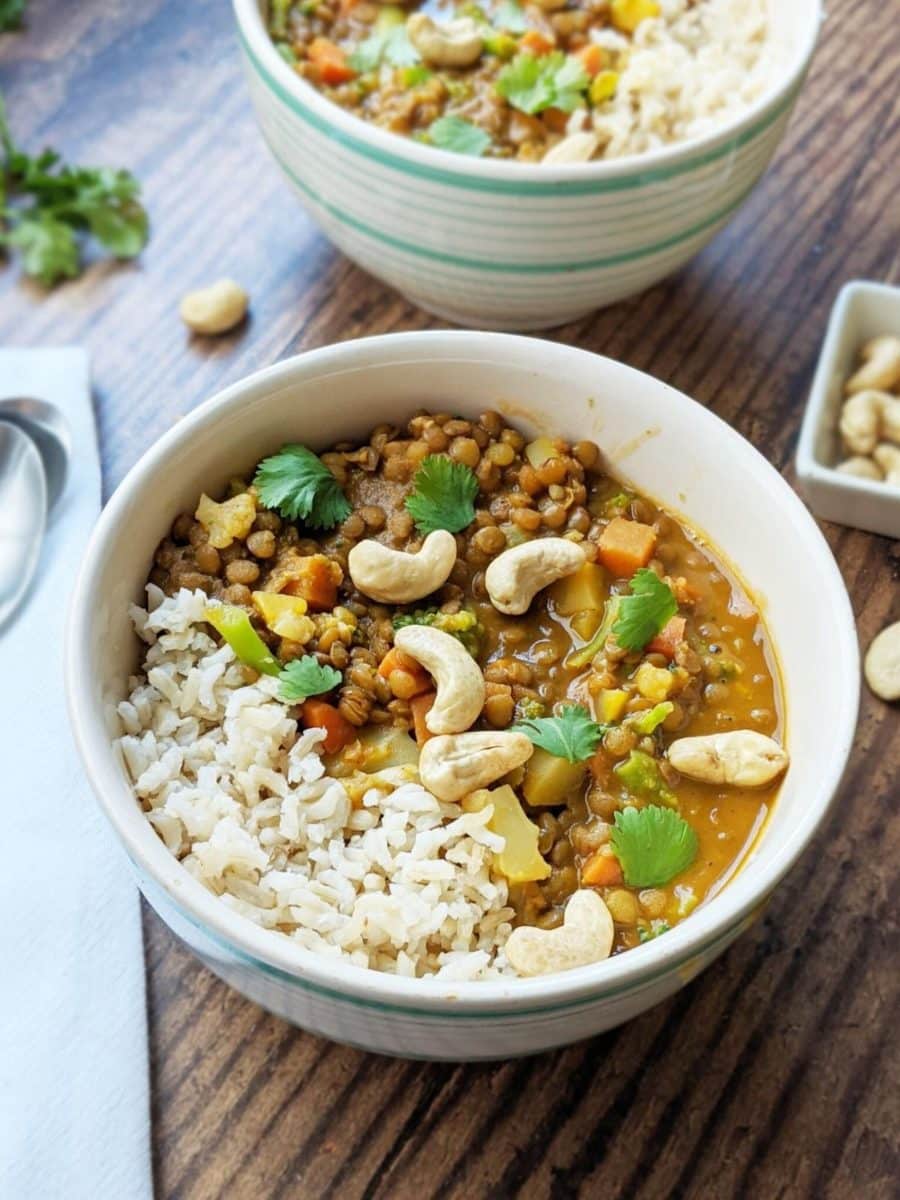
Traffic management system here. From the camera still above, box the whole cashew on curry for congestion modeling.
[419,730,534,802]
[394,625,485,735]
[348,529,456,604]
[485,538,587,616]
[406,13,483,68]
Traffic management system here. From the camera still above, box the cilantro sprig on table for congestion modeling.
[0,98,148,285]
[253,444,351,529]
[405,454,479,534]
[513,704,607,764]
[496,52,589,115]
[428,115,491,158]
[612,568,678,653]
[610,805,698,888]
[278,657,342,704]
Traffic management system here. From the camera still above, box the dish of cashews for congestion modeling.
[128,406,788,978]
[835,335,900,486]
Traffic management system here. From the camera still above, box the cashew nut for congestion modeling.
[882,397,900,444]
[180,279,248,335]
[835,456,883,480]
[542,132,599,165]
[839,390,883,456]
[394,625,485,734]
[667,730,789,788]
[846,336,900,395]
[406,13,483,68]
[873,442,900,485]
[485,537,586,616]
[505,890,614,977]
[348,529,456,604]
[418,730,533,801]
[864,619,900,702]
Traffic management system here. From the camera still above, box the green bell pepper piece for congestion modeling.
[205,605,280,677]
[614,750,676,807]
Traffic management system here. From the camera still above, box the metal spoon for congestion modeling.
[0,423,47,629]
[0,397,71,512]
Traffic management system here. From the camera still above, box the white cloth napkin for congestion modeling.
[0,350,152,1200]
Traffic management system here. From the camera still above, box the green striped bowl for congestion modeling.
[233,0,821,329]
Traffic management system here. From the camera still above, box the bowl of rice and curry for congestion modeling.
[233,0,822,327]
[67,333,857,1059]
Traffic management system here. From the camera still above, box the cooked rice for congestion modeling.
[579,0,777,160]
[115,587,516,979]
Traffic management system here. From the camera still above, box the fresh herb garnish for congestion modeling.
[0,99,148,285]
[495,51,589,115]
[349,8,419,71]
[278,656,342,704]
[0,0,25,32]
[405,454,479,534]
[513,703,606,764]
[428,115,491,157]
[493,0,528,32]
[253,444,351,529]
[612,568,678,653]
[610,805,698,888]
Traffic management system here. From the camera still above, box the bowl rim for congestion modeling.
[66,331,859,1015]
[232,0,823,193]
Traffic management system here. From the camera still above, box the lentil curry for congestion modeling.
[146,408,787,972]
[266,0,772,164]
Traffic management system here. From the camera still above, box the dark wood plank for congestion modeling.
[2,1,898,1197]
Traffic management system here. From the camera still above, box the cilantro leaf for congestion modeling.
[349,12,419,72]
[610,805,698,888]
[428,115,491,157]
[612,568,678,653]
[496,51,589,115]
[405,454,478,534]
[278,656,342,704]
[493,0,527,32]
[5,212,79,285]
[253,444,351,528]
[0,0,25,32]
[0,97,148,285]
[513,703,606,764]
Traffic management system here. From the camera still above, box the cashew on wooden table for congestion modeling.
[179,279,248,335]
[485,538,587,616]
[505,890,615,977]
[394,625,485,734]
[406,13,483,68]
[418,730,534,802]
[667,730,789,788]
[347,529,456,604]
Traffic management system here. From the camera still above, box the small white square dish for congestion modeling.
[796,280,900,539]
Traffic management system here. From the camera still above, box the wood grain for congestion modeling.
[2,1,899,1196]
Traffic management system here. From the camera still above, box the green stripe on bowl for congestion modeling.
[265,135,759,275]
[146,863,750,1020]
[260,96,778,230]
[240,27,799,198]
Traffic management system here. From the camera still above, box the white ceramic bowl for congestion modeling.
[66,333,858,1060]
[233,0,821,330]
[796,280,900,539]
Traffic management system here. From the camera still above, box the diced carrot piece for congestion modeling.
[281,554,341,610]
[300,699,356,754]
[377,648,433,697]
[308,37,356,85]
[582,850,624,887]
[647,615,686,661]
[521,29,555,55]
[596,517,657,578]
[578,43,607,76]
[410,691,437,745]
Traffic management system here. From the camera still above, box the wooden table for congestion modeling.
[3,1,898,1195]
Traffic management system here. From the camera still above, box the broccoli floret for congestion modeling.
[638,919,670,943]
[514,695,547,722]
[392,607,484,656]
